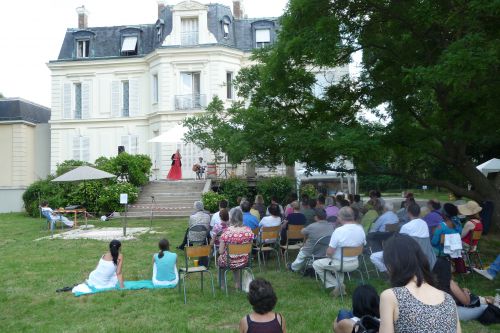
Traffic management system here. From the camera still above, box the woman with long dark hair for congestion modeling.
[379,234,461,333]
[86,239,124,289]
[152,238,178,287]
[333,284,380,333]
[167,149,182,180]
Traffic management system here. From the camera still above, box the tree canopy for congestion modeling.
[184,0,500,229]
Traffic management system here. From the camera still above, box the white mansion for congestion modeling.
[48,0,349,180]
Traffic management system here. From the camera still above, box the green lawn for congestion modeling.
[0,213,499,332]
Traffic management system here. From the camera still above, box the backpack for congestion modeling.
[352,315,380,333]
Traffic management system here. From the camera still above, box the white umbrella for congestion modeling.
[52,166,116,182]
[148,124,188,143]
[476,158,500,176]
[52,166,116,228]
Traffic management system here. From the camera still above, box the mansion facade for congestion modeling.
[49,0,349,179]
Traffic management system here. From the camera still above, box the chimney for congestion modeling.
[233,1,244,19]
[157,0,166,19]
[76,6,89,29]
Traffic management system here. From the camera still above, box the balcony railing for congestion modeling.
[175,94,206,110]
[180,31,199,46]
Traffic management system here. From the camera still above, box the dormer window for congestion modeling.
[222,16,231,39]
[121,36,138,56]
[255,29,271,48]
[76,39,90,58]
[181,17,199,45]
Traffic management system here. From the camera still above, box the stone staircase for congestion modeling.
[127,180,209,218]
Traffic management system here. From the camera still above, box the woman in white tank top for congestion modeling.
[87,240,124,289]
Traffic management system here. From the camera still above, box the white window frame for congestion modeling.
[152,74,159,104]
[76,39,90,58]
[223,23,230,38]
[255,29,271,48]
[226,72,233,100]
[72,136,90,162]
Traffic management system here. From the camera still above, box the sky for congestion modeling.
[0,0,289,107]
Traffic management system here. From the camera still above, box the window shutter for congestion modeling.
[63,83,72,119]
[255,29,271,43]
[129,78,140,116]
[72,136,80,160]
[81,137,90,162]
[131,135,138,154]
[121,135,129,153]
[111,80,121,117]
[82,81,91,119]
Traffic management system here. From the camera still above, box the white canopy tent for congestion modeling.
[148,124,188,143]
[476,158,500,176]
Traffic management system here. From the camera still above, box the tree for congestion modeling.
[184,0,500,230]
[0,92,4,98]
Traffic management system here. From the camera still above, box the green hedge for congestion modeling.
[22,155,149,217]
[201,191,227,213]
[256,176,294,205]
[219,177,249,207]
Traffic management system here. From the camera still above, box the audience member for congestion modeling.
[77,240,124,290]
[433,257,489,321]
[313,207,366,297]
[210,209,229,244]
[239,279,286,333]
[431,203,462,255]
[284,193,298,217]
[249,201,261,221]
[374,190,385,207]
[210,199,228,229]
[333,284,380,333]
[288,208,334,272]
[458,200,483,251]
[396,197,415,224]
[316,195,326,210]
[423,199,443,234]
[254,195,267,219]
[335,192,345,208]
[266,196,284,217]
[379,234,461,333]
[40,201,74,228]
[218,209,254,290]
[369,202,399,233]
[177,201,210,250]
[350,195,364,215]
[474,254,500,280]
[325,196,339,218]
[242,201,259,230]
[370,203,436,272]
[280,201,306,244]
[152,238,178,287]
[300,199,316,225]
[260,204,282,228]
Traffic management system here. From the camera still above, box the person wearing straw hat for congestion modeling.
[458,200,483,251]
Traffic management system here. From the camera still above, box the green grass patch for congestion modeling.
[0,213,499,332]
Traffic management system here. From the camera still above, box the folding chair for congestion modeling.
[178,244,215,304]
[303,235,331,277]
[219,243,254,296]
[320,245,365,303]
[463,230,484,269]
[41,208,65,238]
[280,224,304,265]
[254,226,281,271]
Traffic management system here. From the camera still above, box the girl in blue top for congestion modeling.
[152,238,178,287]
[431,203,462,255]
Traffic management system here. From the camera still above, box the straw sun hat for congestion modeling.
[457,200,482,216]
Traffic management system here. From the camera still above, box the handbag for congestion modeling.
[352,315,380,333]
[478,304,500,325]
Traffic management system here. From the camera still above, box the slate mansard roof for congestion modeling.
[55,3,279,61]
[0,98,51,124]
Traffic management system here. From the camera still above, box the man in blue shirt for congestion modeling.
[242,200,259,230]
[370,202,399,233]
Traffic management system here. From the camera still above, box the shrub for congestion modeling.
[219,177,249,207]
[300,183,318,200]
[96,182,139,213]
[55,160,91,176]
[201,191,227,213]
[256,176,294,205]
[95,153,152,187]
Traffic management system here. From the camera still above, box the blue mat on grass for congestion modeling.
[73,280,176,297]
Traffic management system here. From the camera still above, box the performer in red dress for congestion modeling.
[167,149,182,180]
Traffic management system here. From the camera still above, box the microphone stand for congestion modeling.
[150,195,156,231]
